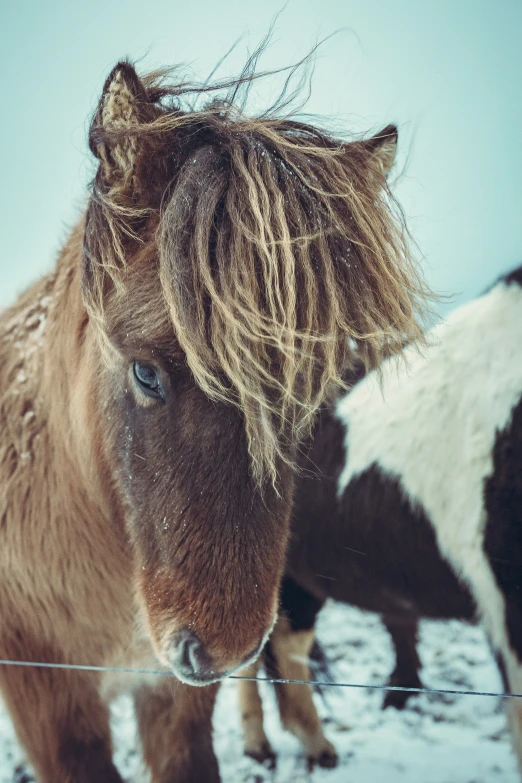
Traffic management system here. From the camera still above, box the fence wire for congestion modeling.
[0,658,518,700]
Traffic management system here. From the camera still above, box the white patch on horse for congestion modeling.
[336,279,522,672]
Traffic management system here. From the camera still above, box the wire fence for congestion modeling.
[0,658,518,700]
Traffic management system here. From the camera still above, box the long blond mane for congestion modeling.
[84,59,431,484]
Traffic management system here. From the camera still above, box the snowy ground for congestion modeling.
[1,602,519,782]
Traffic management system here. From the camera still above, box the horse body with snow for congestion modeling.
[0,56,426,783]
[240,267,522,771]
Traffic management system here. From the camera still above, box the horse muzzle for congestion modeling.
[167,628,267,686]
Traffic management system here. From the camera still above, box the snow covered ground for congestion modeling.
[1,601,519,782]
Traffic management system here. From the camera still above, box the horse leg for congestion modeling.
[13,765,35,783]
[448,520,522,772]
[269,614,338,769]
[134,678,220,783]
[478,595,522,775]
[481,615,522,777]
[237,657,276,767]
[505,663,522,776]
[382,616,422,710]
[0,661,122,783]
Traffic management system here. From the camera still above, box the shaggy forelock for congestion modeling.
[84,60,432,485]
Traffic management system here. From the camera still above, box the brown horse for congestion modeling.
[0,57,428,782]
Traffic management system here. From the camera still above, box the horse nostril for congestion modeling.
[174,629,213,677]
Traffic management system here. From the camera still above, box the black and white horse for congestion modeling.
[239,265,522,771]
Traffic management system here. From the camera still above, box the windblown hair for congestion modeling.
[84,56,431,483]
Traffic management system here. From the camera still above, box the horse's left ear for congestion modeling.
[89,61,151,195]
[361,124,398,182]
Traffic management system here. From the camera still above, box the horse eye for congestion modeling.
[133,361,164,400]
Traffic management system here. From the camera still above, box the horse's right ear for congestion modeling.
[89,62,150,195]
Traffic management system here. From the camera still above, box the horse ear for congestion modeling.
[361,124,398,182]
[89,62,149,194]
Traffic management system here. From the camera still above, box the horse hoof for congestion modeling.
[245,741,277,769]
[13,766,35,783]
[317,748,339,769]
[383,689,412,710]
[307,746,339,770]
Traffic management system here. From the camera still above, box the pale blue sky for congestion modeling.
[1,0,521,313]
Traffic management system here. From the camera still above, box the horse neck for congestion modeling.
[52,224,123,517]
[0,221,120,524]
